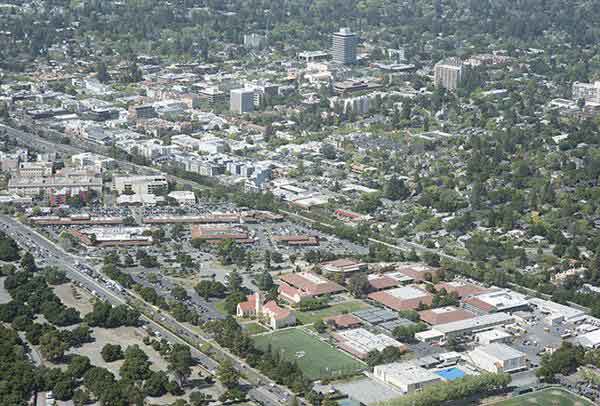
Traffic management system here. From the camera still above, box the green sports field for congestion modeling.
[494,388,593,406]
[253,328,364,380]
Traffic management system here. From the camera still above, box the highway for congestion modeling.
[0,215,289,406]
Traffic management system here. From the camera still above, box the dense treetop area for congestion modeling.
[3,0,600,63]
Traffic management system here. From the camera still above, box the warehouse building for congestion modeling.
[467,343,527,373]
[416,312,515,341]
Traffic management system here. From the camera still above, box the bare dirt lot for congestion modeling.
[53,282,95,316]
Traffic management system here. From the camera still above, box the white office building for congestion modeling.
[230,88,255,114]
[434,58,464,91]
[332,28,358,65]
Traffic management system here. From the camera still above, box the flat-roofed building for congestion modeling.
[8,175,103,197]
[467,343,527,373]
[191,225,252,244]
[113,175,168,196]
[368,285,433,311]
[419,306,476,326]
[475,329,513,345]
[321,258,367,274]
[577,329,600,349]
[463,289,529,315]
[230,88,255,114]
[434,58,464,91]
[334,328,406,360]
[395,264,440,282]
[434,281,488,298]
[332,28,358,65]
[373,362,442,394]
[167,191,196,205]
[428,312,515,340]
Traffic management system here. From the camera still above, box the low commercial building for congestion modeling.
[191,225,252,244]
[272,235,320,246]
[8,175,103,197]
[434,281,488,298]
[373,362,442,394]
[167,191,196,205]
[418,306,476,326]
[577,329,600,349]
[475,329,513,345]
[324,314,363,330]
[463,289,529,315]
[116,193,165,206]
[394,264,440,281]
[18,161,53,177]
[467,343,527,373]
[334,328,406,360]
[321,258,367,274]
[427,312,515,340]
[278,271,345,304]
[68,227,154,247]
[113,175,168,195]
[368,285,433,311]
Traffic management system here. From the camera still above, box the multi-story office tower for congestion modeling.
[230,88,255,114]
[434,58,464,91]
[332,28,358,65]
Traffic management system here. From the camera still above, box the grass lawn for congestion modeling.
[215,300,228,315]
[493,388,593,406]
[296,301,370,325]
[242,322,268,335]
[253,328,364,380]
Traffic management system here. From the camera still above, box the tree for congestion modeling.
[168,344,193,386]
[217,360,240,389]
[20,251,36,273]
[384,176,410,200]
[190,391,212,406]
[144,371,169,397]
[73,389,91,406]
[171,285,189,301]
[225,270,243,292]
[120,345,151,383]
[68,355,92,378]
[256,269,274,291]
[347,274,369,298]
[224,291,247,315]
[39,330,68,362]
[194,280,226,299]
[101,343,124,362]
[96,61,111,83]
[314,319,327,333]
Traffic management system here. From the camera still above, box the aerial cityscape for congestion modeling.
[1,1,600,406]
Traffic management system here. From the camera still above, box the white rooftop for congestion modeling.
[386,286,428,300]
[473,343,525,361]
[472,289,528,310]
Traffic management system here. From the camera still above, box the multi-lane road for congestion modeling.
[0,215,290,406]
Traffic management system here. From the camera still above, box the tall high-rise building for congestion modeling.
[332,28,358,65]
[434,58,464,91]
[230,88,255,114]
